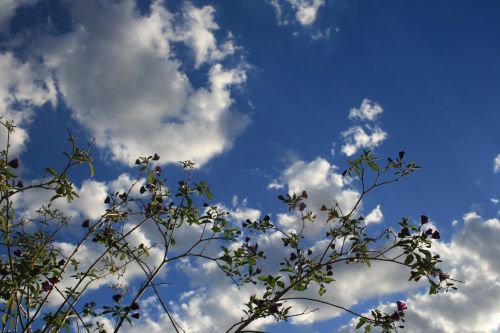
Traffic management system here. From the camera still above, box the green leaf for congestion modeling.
[147,171,154,184]
[356,317,367,329]
[2,313,7,326]
[119,252,126,261]
[368,161,380,172]
[322,277,335,284]
[0,216,6,232]
[293,284,306,291]
[46,167,58,176]
[87,161,94,177]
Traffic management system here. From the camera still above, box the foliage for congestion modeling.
[0,120,458,333]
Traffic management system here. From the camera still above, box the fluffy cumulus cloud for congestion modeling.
[339,212,500,333]
[270,157,360,239]
[13,173,143,221]
[1,0,248,167]
[269,0,326,26]
[364,204,383,225]
[0,52,56,155]
[494,154,500,173]
[341,99,388,156]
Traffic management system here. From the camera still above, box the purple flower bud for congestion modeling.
[131,313,140,319]
[8,158,19,169]
[130,302,140,310]
[391,311,401,321]
[13,249,22,257]
[439,272,449,281]
[397,300,408,311]
[49,277,60,285]
[153,153,160,161]
[41,281,53,292]
[112,294,122,303]
[155,166,161,174]
[431,231,440,239]
[16,180,24,188]
[298,202,306,211]
[420,215,429,224]
[255,267,262,274]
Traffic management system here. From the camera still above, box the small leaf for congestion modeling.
[368,161,380,172]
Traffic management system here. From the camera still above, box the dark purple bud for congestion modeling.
[307,249,313,256]
[420,215,429,224]
[269,302,282,314]
[104,196,111,204]
[398,151,405,160]
[431,231,441,239]
[139,186,146,194]
[153,153,160,161]
[14,249,22,257]
[58,259,65,266]
[255,267,262,274]
[8,158,19,169]
[41,281,53,292]
[398,227,410,238]
[321,205,328,211]
[301,191,308,198]
[135,159,141,165]
[439,272,449,281]
[397,300,408,311]
[327,270,333,276]
[82,219,90,228]
[16,180,24,188]
[131,313,140,319]
[130,302,140,310]
[299,202,306,211]
[154,166,161,174]
[112,294,122,303]
[49,277,60,285]
[391,311,401,321]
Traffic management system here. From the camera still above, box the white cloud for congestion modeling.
[339,212,500,333]
[269,157,360,240]
[340,99,387,156]
[494,154,500,173]
[269,0,326,27]
[348,98,384,121]
[340,126,387,156]
[491,198,499,205]
[0,52,56,155]
[4,0,248,167]
[177,4,237,68]
[364,204,383,225]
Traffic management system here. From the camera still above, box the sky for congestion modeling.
[1,0,499,332]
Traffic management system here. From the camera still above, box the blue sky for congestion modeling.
[1,0,499,332]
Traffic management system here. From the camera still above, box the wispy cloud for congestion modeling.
[269,0,325,27]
